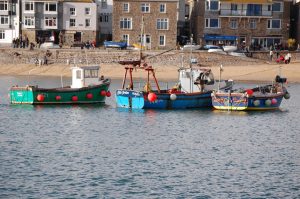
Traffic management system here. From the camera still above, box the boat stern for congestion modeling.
[10,86,34,104]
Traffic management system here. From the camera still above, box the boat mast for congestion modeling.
[139,15,144,67]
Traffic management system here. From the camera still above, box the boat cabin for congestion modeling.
[71,66,102,88]
[179,68,215,93]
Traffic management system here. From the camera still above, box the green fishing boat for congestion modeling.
[10,66,111,104]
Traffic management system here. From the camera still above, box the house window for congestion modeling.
[120,18,132,29]
[247,4,262,16]
[159,35,165,46]
[85,7,91,15]
[70,8,76,16]
[272,2,282,12]
[123,3,129,12]
[231,4,237,11]
[122,34,129,44]
[268,19,281,29]
[100,14,109,22]
[249,19,256,29]
[159,4,166,13]
[45,17,56,27]
[25,2,34,12]
[85,19,90,27]
[141,3,150,13]
[206,0,219,11]
[157,18,168,30]
[76,70,82,79]
[70,18,76,27]
[0,15,9,25]
[45,3,56,12]
[230,19,237,29]
[205,18,220,28]
[0,1,8,11]
[24,16,34,26]
[0,30,4,39]
[101,0,107,9]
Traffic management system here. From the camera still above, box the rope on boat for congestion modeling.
[227,65,285,79]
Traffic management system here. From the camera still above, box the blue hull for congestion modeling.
[212,92,285,111]
[116,89,212,109]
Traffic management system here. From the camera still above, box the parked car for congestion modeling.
[40,42,61,49]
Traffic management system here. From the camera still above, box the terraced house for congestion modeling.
[21,0,97,46]
[191,0,292,50]
[112,0,185,49]
[0,0,20,46]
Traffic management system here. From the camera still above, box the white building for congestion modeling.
[0,0,20,46]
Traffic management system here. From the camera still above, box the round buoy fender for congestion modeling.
[86,93,93,99]
[37,94,45,102]
[265,99,271,106]
[55,95,61,101]
[106,91,111,97]
[246,89,254,96]
[72,96,78,101]
[284,93,290,99]
[271,98,277,105]
[253,100,260,106]
[100,90,106,96]
[148,93,157,102]
[170,94,177,101]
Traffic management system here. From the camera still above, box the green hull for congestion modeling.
[10,80,110,104]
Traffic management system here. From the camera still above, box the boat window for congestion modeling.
[84,69,98,78]
[76,70,82,79]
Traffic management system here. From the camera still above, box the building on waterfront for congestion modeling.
[96,0,113,44]
[21,0,97,47]
[62,0,98,46]
[112,0,185,50]
[291,0,300,46]
[191,0,292,50]
[0,0,21,46]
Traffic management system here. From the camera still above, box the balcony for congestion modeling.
[220,8,272,18]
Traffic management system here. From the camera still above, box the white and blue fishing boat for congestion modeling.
[211,75,290,111]
[115,58,232,109]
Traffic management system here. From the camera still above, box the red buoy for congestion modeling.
[72,96,78,101]
[246,89,254,96]
[100,90,107,96]
[55,95,61,101]
[148,93,157,102]
[106,91,111,97]
[271,98,277,104]
[36,94,45,102]
[86,93,93,99]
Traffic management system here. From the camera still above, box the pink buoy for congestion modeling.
[55,95,61,101]
[37,94,45,102]
[148,93,157,102]
[106,91,111,97]
[86,93,93,99]
[271,98,277,105]
[72,96,78,101]
[100,90,107,96]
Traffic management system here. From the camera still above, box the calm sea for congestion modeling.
[0,76,299,198]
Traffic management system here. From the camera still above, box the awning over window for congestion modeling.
[220,0,272,4]
[204,35,237,41]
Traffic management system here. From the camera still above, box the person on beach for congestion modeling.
[285,53,291,64]
[269,50,273,61]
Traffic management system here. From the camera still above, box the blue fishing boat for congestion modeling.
[103,41,127,49]
[115,59,232,109]
[211,75,290,111]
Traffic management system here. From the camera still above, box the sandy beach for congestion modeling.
[0,61,299,83]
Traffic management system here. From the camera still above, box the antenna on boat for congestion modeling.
[218,64,223,92]
[139,15,145,67]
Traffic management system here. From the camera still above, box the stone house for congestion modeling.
[96,0,113,43]
[0,0,21,46]
[112,0,185,50]
[191,0,292,50]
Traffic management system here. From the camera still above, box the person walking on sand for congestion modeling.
[269,49,273,61]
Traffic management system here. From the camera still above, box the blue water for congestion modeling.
[0,76,300,198]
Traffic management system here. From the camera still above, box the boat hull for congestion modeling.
[10,80,110,105]
[212,92,285,111]
[116,89,212,109]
